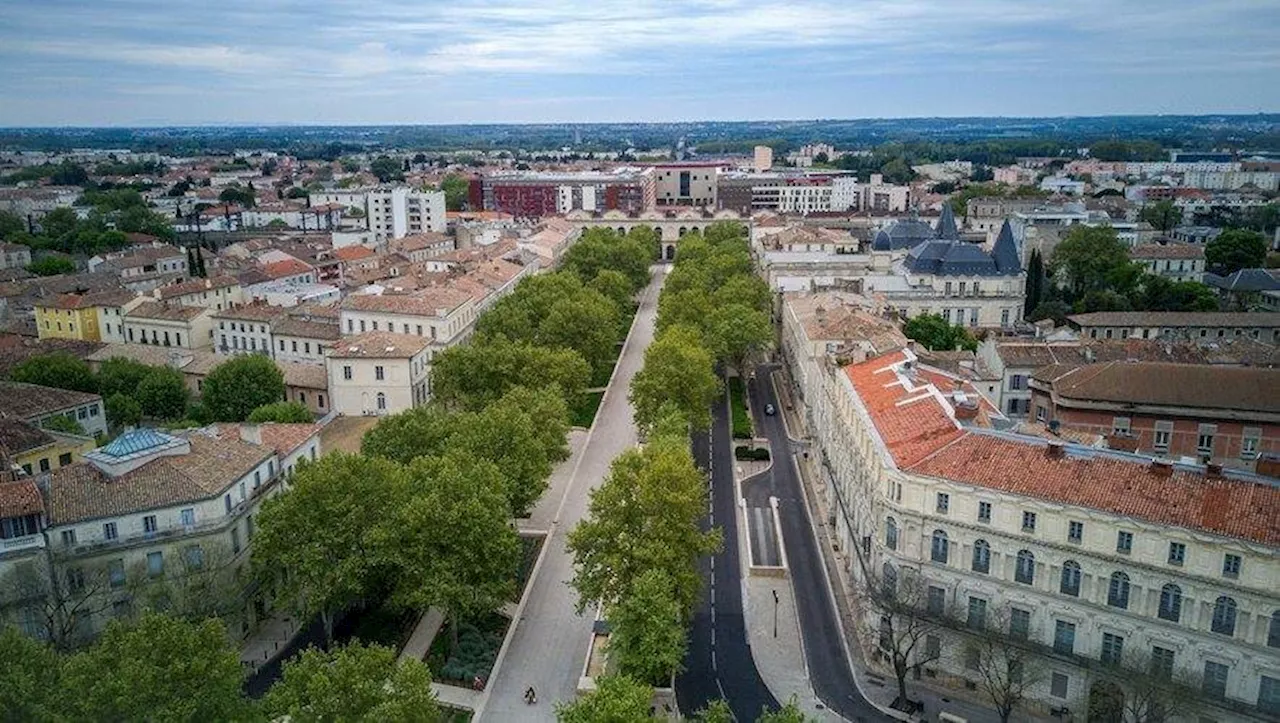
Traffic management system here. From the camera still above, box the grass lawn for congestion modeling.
[570,391,605,428]
[728,376,752,439]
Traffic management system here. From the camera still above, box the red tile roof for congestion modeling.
[0,479,44,518]
[333,246,376,261]
[844,351,964,468]
[262,258,314,280]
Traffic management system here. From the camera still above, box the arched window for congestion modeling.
[376,392,387,411]
[930,530,949,564]
[1158,584,1183,623]
[1211,596,1237,636]
[1015,550,1035,585]
[882,562,898,597]
[885,517,898,551]
[1107,572,1130,609]
[1269,610,1280,648]
[971,539,990,574]
[1060,560,1081,596]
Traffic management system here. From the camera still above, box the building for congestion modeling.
[271,313,340,366]
[1040,176,1087,195]
[1029,362,1278,471]
[0,419,95,478]
[86,246,188,293]
[795,345,1280,722]
[0,381,107,438]
[0,243,32,271]
[1203,269,1280,311]
[753,145,773,173]
[34,290,142,343]
[831,174,911,213]
[389,233,453,263]
[122,302,213,349]
[965,197,1052,236]
[1068,312,1280,345]
[1129,244,1207,283]
[210,304,282,357]
[309,186,446,243]
[564,208,749,262]
[650,163,722,208]
[471,170,653,218]
[339,287,476,347]
[326,332,432,416]
[154,275,243,312]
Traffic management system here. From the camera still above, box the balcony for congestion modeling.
[0,534,46,557]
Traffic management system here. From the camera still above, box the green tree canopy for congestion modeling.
[902,314,978,352]
[589,269,636,313]
[135,366,188,420]
[1139,200,1182,234]
[607,569,687,685]
[26,255,75,276]
[431,335,589,411]
[247,401,313,423]
[97,357,152,399]
[105,391,142,428]
[8,352,97,393]
[1049,225,1135,296]
[0,625,62,723]
[706,303,773,373]
[201,354,285,422]
[1205,228,1268,274]
[555,675,656,723]
[59,613,249,722]
[264,642,439,723]
[440,174,469,211]
[561,227,655,292]
[629,324,721,433]
[369,155,404,183]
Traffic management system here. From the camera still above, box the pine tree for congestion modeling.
[195,248,207,278]
[186,247,197,278]
[1024,249,1044,316]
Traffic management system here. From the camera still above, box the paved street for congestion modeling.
[676,386,780,721]
[480,267,666,722]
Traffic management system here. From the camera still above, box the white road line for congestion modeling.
[711,650,718,671]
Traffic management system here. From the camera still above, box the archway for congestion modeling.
[1088,680,1124,723]
[664,244,676,261]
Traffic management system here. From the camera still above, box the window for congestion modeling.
[1242,427,1261,458]
[1101,633,1124,665]
[930,530,949,564]
[146,551,163,577]
[1112,416,1131,435]
[1203,661,1228,700]
[1197,424,1216,455]
[880,563,897,597]
[967,597,987,629]
[1015,550,1035,585]
[1050,673,1069,699]
[376,392,386,411]
[1259,676,1280,716]
[375,365,385,381]
[1222,553,1241,579]
[60,529,76,547]
[1068,521,1083,544]
[58,452,72,466]
[143,515,157,536]
[39,458,50,473]
[1270,610,1280,648]
[977,501,991,523]
[936,492,950,514]
[108,559,125,588]
[184,544,204,569]
[224,494,232,514]
[1211,596,1237,636]
[1021,511,1036,533]
[927,586,946,616]
[1116,531,1133,554]
[925,635,941,660]
[254,470,261,489]
[1107,572,1130,609]
[343,365,352,380]
[1010,607,1031,640]
[1036,405,1047,423]
[180,508,195,529]
[1158,584,1183,622]
[972,539,991,574]
[103,522,117,541]
[1001,308,1011,326]
[231,526,241,555]
[1053,620,1075,655]
[1168,542,1185,566]
[884,517,898,551]
[1009,374,1025,391]
[1060,560,1081,596]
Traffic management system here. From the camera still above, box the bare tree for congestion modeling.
[1095,650,1204,723]
[959,611,1048,723]
[126,542,247,630]
[865,564,946,711]
[0,557,113,651]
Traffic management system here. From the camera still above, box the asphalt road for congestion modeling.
[746,365,893,723]
[676,384,780,721]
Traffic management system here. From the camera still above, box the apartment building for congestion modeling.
[0,243,32,270]
[1130,244,1206,283]
[470,170,652,217]
[122,302,213,349]
[211,304,282,357]
[271,315,340,366]
[796,345,1280,722]
[326,331,432,416]
[309,186,446,242]
[339,287,477,348]
[2,381,107,438]
[0,419,95,478]
[1068,312,1280,345]
[154,275,243,311]
[34,289,142,344]
[86,246,188,293]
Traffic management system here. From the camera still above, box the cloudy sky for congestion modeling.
[1,0,1277,126]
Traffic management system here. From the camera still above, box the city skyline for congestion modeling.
[2,0,1278,127]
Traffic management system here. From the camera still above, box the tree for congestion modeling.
[568,433,721,618]
[607,569,687,685]
[440,174,469,211]
[961,621,1048,723]
[135,367,188,420]
[1134,276,1219,312]
[1029,300,1071,325]
[253,453,409,644]
[756,699,812,723]
[384,453,520,651]
[218,185,255,208]
[693,700,733,723]
[360,403,456,465]
[60,613,249,721]
[49,161,88,186]
[867,567,945,710]
[202,354,285,421]
[105,392,142,427]
[1024,249,1045,317]
[706,303,773,373]
[247,401,313,423]
[264,642,439,723]
[8,352,97,393]
[1050,225,1135,297]
[1095,650,1204,723]
[38,414,85,436]
[431,336,589,411]
[0,209,26,240]
[1205,228,1267,274]
[99,357,157,400]
[127,542,245,627]
[902,314,977,352]
[0,561,114,652]
[555,674,655,723]
[0,626,62,723]
[370,156,404,183]
[25,255,75,276]
[589,269,636,315]
[629,325,720,433]
[1139,200,1182,234]
[539,288,622,377]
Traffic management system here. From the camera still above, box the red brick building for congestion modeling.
[1029,361,1279,472]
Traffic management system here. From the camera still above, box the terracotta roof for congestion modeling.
[0,381,101,419]
[262,258,314,280]
[47,433,272,525]
[210,304,285,323]
[329,331,430,359]
[84,343,187,368]
[910,433,1280,546]
[844,351,965,468]
[156,275,239,300]
[393,233,450,252]
[1033,361,1280,414]
[340,287,472,318]
[1069,311,1280,328]
[1130,243,1204,260]
[0,479,44,518]
[207,423,321,457]
[332,245,376,261]
[272,317,341,341]
[0,418,56,455]
[126,301,207,322]
[279,361,328,389]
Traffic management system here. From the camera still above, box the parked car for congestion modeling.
[764,403,776,416]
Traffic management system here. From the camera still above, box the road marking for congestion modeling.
[711,650,717,671]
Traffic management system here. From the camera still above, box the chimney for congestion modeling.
[239,424,263,446]
[1205,462,1224,478]
[1045,442,1066,459]
[1149,459,1174,476]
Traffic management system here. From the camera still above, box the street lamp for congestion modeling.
[772,589,779,638]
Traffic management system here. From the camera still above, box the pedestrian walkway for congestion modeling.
[240,613,304,670]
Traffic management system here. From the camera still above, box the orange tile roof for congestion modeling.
[333,246,376,261]
[843,351,964,469]
[0,479,44,518]
[210,423,322,457]
[262,258,314,279]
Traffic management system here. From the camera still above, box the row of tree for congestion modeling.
[0,188,175,257]
[0,616,441,722]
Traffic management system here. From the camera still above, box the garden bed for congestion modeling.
[570,391,605,428]
[426,612,510,688]
[728,377,753,439]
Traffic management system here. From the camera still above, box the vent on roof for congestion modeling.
[1045,442,1066,459]
[385,346,395,352]
[1149,460,1174,476]
[1204,462,1224,478]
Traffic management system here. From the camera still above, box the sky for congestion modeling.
[1,0,1278,126]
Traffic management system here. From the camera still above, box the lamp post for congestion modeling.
[772,589,779,638]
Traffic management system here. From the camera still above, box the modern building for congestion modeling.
[1129,244,1207,283]
[309,186,446,242]
[470,170,653,217]
[650,163,723,208]
[1028,362,1278,471]
[1068,312,1280,345]
[753,145,774,173]
[326,331,432,416]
